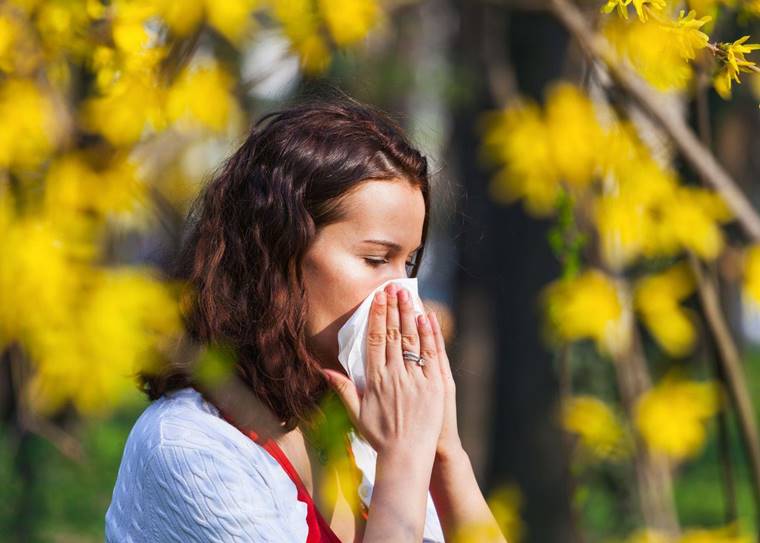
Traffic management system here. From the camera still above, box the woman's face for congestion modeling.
[302,179,425,372]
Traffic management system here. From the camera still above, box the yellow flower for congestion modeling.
[742,243,760,306]
[82,71,166,145]
[601,0,666,21]
[166,62,240,132]
[485,484,522,543]
[545,82,605,189]
[0,15,16,67]
[155,0,258,43]
[664,186,726,260]
[631,0,668,21]
[602,0,633,19]
[714,69,733,99]
[0,78,58,168]
[724,35,760,76]
[266,0,384,72]
[318,455,363,520]
[714,35,760,99]
[634,371,722,461]
[318,0,380,46]
[599,120,650,179]
[155,0,206,37]
[35,0,94,61]
[561,395,630,460]
[0,211,83,347]
[25,267,182,416]
[678,525,751,543]
[594,194,650,270]
[452,483,522,543]
[603,15,696,91]
[110,0,158,54]
[268,0,331,73]
[112,18,151,53]
[82,35,169,143]
[595,147,730,270]
[670,10,711,60]
[0,12,41,75]
[686,185,734,223]
[633,262,697,357]
[480,102,560,217]
[541,269,632,358]
[44,153,149,227]
[624,523,751,543]
[594,159,679,269]
[205,0,258,44]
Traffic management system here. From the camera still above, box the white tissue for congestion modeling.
[337,277,426,394]
[336,277,445,543]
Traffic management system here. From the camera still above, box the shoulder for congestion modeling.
[106,388,309,542]
[127,388,243,453]
[120,387,278,473]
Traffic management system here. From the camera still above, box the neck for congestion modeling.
[203,373,289,444]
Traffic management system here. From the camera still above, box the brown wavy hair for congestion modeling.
[138,93,431,432]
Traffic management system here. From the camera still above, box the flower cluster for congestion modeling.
[481,82,733,271]
[0,0,389,416]
[713,36,760,99]
[601,0,760,99]
[478,2,760,541]
[634,370,722,461]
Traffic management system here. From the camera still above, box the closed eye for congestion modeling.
[364,258,416,268]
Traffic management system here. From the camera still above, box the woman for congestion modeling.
[105,93,506,542]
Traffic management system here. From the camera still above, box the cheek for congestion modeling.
[325,258,378,316]
[304,254,375,328]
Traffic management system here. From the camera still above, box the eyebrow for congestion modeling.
[362,239,424,253]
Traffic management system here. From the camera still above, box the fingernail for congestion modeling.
[417,314,428,328]
[375,291,385,303]
[398,288,408,302]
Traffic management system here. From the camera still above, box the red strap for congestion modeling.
[215,406,342,543]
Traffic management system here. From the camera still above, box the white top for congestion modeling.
[105,386,444,542]
[104,387,310,542]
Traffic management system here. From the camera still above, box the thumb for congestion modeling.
[321,369,361,424]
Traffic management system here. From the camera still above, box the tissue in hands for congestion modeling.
[336,277,444,543]
[337,277,427,394]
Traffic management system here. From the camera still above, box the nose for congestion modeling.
[389,263,409,282]
[382,273,409,294]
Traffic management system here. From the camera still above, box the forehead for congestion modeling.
[337,179,425,244]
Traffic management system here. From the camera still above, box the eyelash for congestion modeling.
[364,258,416,268]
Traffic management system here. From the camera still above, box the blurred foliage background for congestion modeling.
[6,0,760,542]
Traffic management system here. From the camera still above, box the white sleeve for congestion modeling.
[144,444,305,543]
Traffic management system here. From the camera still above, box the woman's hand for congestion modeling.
[426,309,464,460]
[321,282,445,457]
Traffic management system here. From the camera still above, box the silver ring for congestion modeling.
[402,350,425,367]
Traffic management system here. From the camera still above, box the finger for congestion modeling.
[416,312,438,379]
[398,287,421,375]
[385,283,403,371]
[322,369,361,428]
[429,311,453,381]
[366,290,387,380]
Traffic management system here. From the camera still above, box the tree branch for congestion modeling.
[548,0,760,241]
